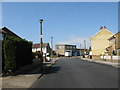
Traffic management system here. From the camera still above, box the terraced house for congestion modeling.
[106,31,120,56]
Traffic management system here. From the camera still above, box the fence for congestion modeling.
[100,55,120,60]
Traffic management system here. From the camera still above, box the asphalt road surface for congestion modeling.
[30,57,119,88]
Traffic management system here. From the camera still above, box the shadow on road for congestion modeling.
[43,65,61,75]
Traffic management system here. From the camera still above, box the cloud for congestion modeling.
[56,36,91,49]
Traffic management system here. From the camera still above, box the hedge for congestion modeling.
[3,36,33,73]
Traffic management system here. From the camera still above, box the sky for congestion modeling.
[1,2,118,49]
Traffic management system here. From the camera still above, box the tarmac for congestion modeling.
[79,57,119,68]
[1,58,58,88]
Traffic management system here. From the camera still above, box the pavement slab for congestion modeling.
[79,57,119,68]
[2,74,41,88]
[2,58,58,88]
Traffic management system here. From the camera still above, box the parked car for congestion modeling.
[46,53,51,62]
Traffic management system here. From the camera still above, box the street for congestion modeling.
[30,57,119,88]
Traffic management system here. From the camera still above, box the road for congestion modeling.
[30,57,119,88]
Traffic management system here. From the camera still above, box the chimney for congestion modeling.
[100,26,103,30]
[104,26,106,29]
[100,26,106,30]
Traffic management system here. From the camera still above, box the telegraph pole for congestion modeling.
[39,19,43,71]
[40,19,43,52]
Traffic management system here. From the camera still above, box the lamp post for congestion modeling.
[39,19,43,71]
[39,19,43,52]
[84,40,86,54]
[51,37,53,60]
[80,44,81,57]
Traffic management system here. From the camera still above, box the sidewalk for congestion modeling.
[1,58,58,88]
[79,57,119,68]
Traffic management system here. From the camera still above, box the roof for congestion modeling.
[32,43,50,48]
[115,31,120,35]
[106,45,112,49]
[108,35,116,40]
[0,27,21,39]
[90,27,114,39]
[108,31,120,40]
[56,44,76,46]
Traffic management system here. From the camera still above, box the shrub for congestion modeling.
[3,36,17,72]
[3,36,33,73]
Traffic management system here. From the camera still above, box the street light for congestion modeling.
[51,37,53,60]
[84,40,86,54]
[39,19,43,71]
[80,44,81,57]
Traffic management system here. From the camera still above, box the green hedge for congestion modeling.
[3,36,33,73]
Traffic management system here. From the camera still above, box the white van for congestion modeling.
[46,53,51,61]
[65,50,72,57]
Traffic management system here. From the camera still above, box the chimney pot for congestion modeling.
[100,26,103,30]
[104,26,106,29]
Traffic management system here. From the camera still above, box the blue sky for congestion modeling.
[2,2,118,49]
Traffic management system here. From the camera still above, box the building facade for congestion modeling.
[55,44,77,56]
[106,31,120,56]
[90,26,114,59]
[32,43,51,56]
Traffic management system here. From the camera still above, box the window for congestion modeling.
[56,46,59,49]
[56,46,64,49]
[118,49,120,55]
[112,49,116,55]
[109,38,116,45]
[73,46,76,49]
[70,46,72,49]
[66,46,69,49]
[62,46,65,49]
[60,46,64,49]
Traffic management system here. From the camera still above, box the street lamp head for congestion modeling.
[39,19,43,23]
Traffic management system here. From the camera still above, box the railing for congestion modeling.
[100,55,120,60]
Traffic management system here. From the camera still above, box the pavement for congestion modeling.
[1,58,58,88]
[78,57,119,68]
